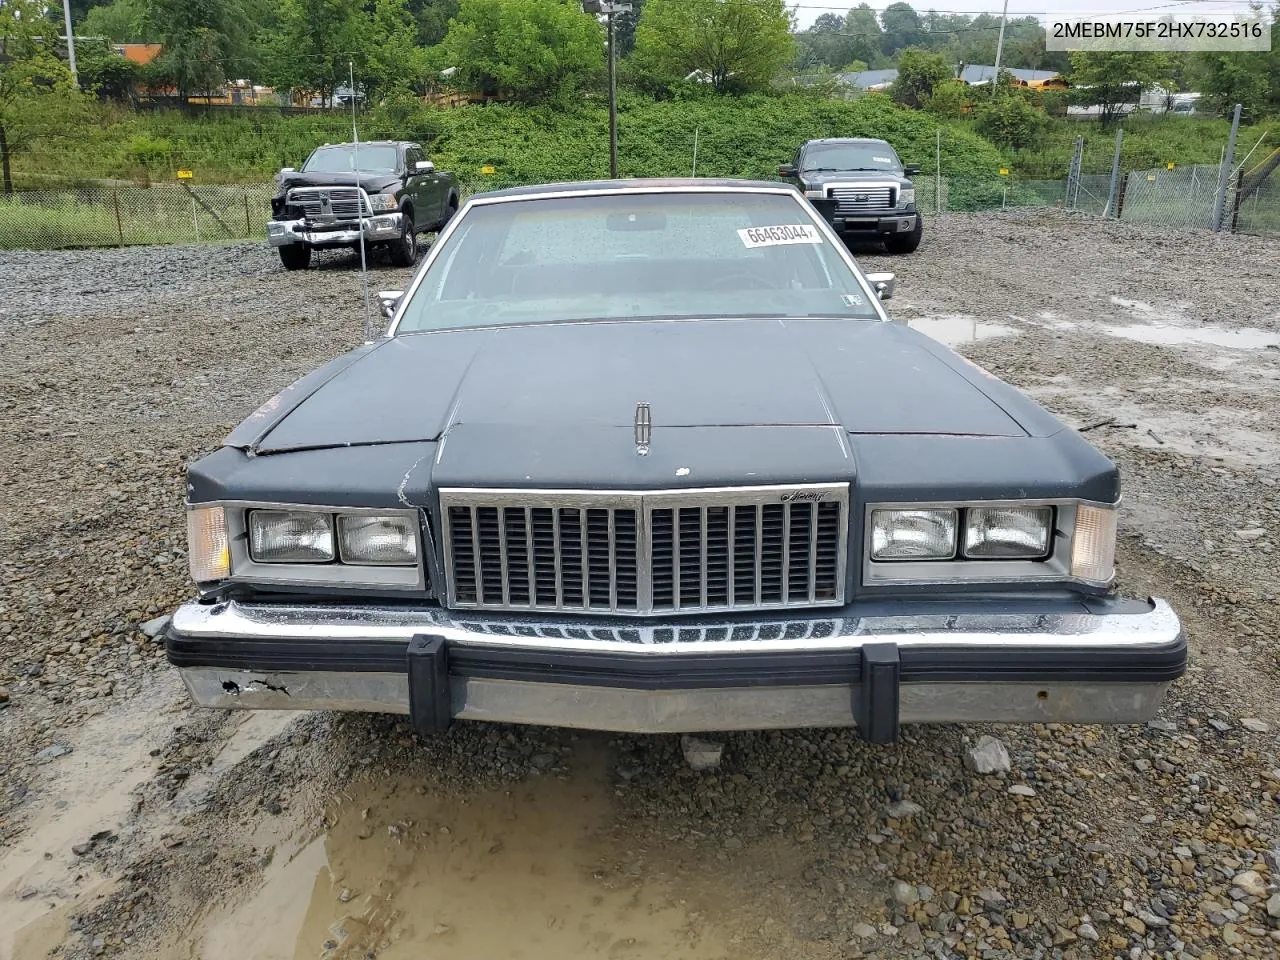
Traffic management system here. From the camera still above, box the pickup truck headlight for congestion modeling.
[898,187,916,206]
[338,514,418,565]
[871,508,957,560]
[963,506,1052,559]
[366,193,398,212]
[804,188,825,199]
[249,509,335,563]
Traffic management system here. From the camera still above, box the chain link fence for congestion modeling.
[1,166,1276,250]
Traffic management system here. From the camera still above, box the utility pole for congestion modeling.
[584,0,629,178]
[62,0,79,88]
[992,0,1009,82]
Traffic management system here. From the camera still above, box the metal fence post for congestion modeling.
[1105,127,1124,218]
[244,189,251,235]
[113,189,124,247]
[1212,103,1242,232]
[1230,167,1245,233]
[1067,136,1084,211]
[935,128,941,215]
[192,196,201,241]
[1116,171,1129,220]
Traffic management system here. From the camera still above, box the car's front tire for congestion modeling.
[278,244,311,271]
[389,213,417,267]
[884,214,923,254]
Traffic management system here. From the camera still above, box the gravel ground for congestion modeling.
[2,211,1279,960]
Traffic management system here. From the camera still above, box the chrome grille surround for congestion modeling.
[440,484,849,616]
[286,186,369,220]
[826,181,898,213]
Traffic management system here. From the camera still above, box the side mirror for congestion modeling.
[378,290,403,319]
[865,272,896,301]
[777,164,798,178]
[414,160,435,173]
[903,165,921,176]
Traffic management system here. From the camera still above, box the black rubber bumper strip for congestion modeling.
[167,630,1188,688]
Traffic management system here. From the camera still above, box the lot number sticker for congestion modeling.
[738,224,823,248]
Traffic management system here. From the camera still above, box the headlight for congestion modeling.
[870,508,957,561]
[1072,504,1118,583]
[338,514,418,565]
[366,193,398,212]
[963,506,1052,559]
[804,188,825,199]
[249,510,334,563]
[898,187,916,206]
[188,505,230,582]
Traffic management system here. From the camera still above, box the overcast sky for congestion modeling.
[789,0,1266,32]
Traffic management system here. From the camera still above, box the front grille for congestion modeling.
[286,186,369,220]
[441,485,849,616]
[828,184,896,213]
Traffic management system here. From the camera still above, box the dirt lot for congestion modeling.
[2,211,1279,960]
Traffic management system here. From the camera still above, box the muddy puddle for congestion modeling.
[181,738,743,960]
[1103,323,1280,351]
[908,313,1017,347]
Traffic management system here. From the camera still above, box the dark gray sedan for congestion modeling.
[169,178,1184,742]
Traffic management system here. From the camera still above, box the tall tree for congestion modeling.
[843,3,882,65]
[409,0,458,46]
[880,2,923,56]
[144,0,253,100]
[1067,51,1175,125]
[632,0,794,93]
[1,0,89,193]
[433,0,603,104]
[268,0,371,107]
[367,0,430,98]
[891,46,951,108]
[80,0,148,41]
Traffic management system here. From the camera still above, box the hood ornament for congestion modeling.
[634,402,651,457]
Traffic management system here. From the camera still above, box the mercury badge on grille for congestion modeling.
[635,401,651,456]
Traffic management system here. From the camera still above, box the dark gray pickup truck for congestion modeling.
[268,140,459,270]
[779,137,923,254]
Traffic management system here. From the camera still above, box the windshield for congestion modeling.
[801,143,901,174]
[303,145,399,175]
[394,191,882,333]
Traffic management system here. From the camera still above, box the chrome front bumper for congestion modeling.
[167,597,1185,738]
[266,212,405,248]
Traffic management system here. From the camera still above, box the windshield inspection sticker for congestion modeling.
[873,156,893,164]
[841,293,864,307]
[738,224,823,248]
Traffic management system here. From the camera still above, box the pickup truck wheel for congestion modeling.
[884,214,923,254]
[278,245,311,271]
[438,197,458,231]
[389,216,417,267]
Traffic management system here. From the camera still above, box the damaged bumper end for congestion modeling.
[166,597,1185,742]
[266,212,405,248]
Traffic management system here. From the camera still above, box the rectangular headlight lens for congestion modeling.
[366,193,397,212]
[871,508,957,561]
[963,506,1053,559]
[338,514,418,565]
[187,505,230,582]
[898,187,916,205]
[804,188,825,198]
[1072,503,1118,583]
[249,510,334,563]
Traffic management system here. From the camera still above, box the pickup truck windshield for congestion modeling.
[801,144,902,174]
[394,191,881,333]
[303,145,399,174]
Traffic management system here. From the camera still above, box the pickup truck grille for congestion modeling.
[828,185,897,213]
[286,186,369,220]
[441,485,849,616]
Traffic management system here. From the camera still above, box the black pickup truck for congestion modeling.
[267,140,460,270]
[778,137,923,254]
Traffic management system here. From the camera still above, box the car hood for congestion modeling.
[234,319,1050,456]
[277,170,401,194]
